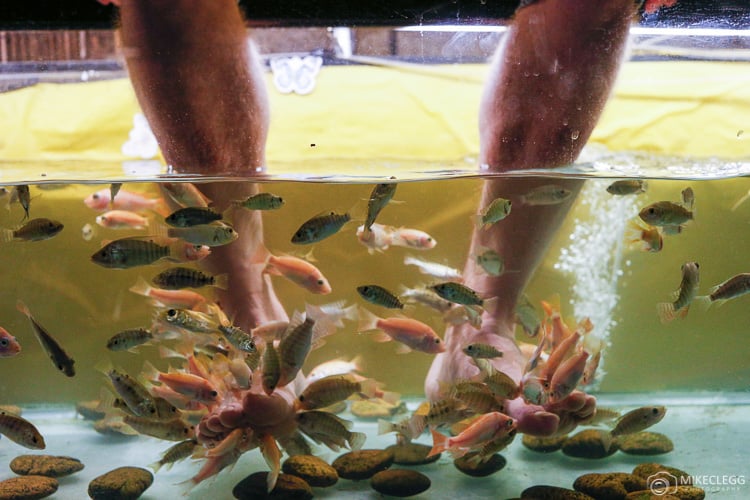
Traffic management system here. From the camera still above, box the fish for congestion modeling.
[158,308,221,334]
[0,218,64,242]
[644,0,678,14]
[391,227,437,250]
[165,222,238,247]
[519,184,572,206]
[149,370,219,404]
[259,250,331,295]
[428,412,515,458]
[81,223,95,241]
[296,374,378,411]
[657,261,700,323]
[699,273,750,306]
[262,342,281,395]
[164,207,222,228]
[0,414,45,449]
[91,237,174,269]
[475,197,511,228]
[429,282,487,308]
[291,211,351,245]
[404,256,462,280]
[625,219,663,253]
[356,223,395,253]
[548,350,589,402]
[0,327,21,357]
[473,360,520,399]
[232,192,284,210]
[178,244,212,263]
[16,300,75,377]
[306,355,363,383]
[296,410,366,452]
[462,343,503,359]
[475,247,505,276]
[106,328,154,352]
[13,185,31,221]
[102,366,158,418]
[160,182,211,208]
[356,285,404,309]
[400,286,453,313]
[149,438,198,473]
[129,276,208,311]
[84,188,162,212]
[610,406,667,437]
[95,210,149,230]
[217,324,257,354]
[364,183,397,232]
[639,201,693,227]
[277,317,316,387]
[606,180,647,196]
[359,308,444,354]
[515,295,542,337]
[152,267,228,290]
[123,415,194,441]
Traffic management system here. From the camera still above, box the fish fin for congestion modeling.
[428,429,448,457]
[0,228,14,243]
[693,295,714,311]
[128,276,154,299]
[141,360,160,382]
[15,299,32,318]
[472,214,486,229]
[656,302,676,324]
[348,432,367,451]
[93,358,114,376]
[394,343,412,354]
[381,391,401,406]
[377,419,394,435]
[600,430,614,454]
[205,428,243,458]
[371,331,392,343]
[212,273,229,290]
[150,197,171,218]
[407,415,426,439]
[259,434,281,492]
[675,305,690,320]
[357,307,381,333]
[250,243,272,266]
[148,460,164,474]
[358,378,379,399]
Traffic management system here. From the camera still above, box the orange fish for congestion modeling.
[84,188,162,212]
[391,227,437,250]
[260,251,331,295]
[644,0,678,14]
[0,327,21,357]
[95,210,149,230]
[428,411,515,458]
[358,308,444,354]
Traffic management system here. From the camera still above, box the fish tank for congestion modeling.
[0,0,749,499]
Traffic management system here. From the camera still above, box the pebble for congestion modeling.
[521,485,594,499]
[351,399,406,419]
[617,432,674,455]
[0,476,58,500]
[332,449,394,480]
[625,487,704,500]
[10,455,84,478]
[385,442,440,465]
[282,455,338,487]
[573,472,647,500]
[562,429,619,459]
[453,452,506,477]
[75,401,105,421]
[233,472,313,500]
[631,463,692,485]
[522,434,568,453]
[370,469,431,497]
[88,466,153,500]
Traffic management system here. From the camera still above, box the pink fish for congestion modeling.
[548,350,589,402]
[359,308,445,354]
[428,411,515,458]
[391,227,437,250]
[0,327,21,357]
[95,210,149,229]
[84,188,162,212]
[261,252,331,295]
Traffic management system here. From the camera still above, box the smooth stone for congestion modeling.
[282,455,338,487]
[233,472,313,500]
[385,442,440,465]
[617,432,674,455]
[0,476,58,500]
[573,472,647,500]
[370,469,430,497]
[88,466,153,500]
[521,485,595,499]
[631,463,692,485]
[10,455,84,478]
[522,434,568,453]
[332,449,394,480]
[562,429,619,459]
[453,452,506,477]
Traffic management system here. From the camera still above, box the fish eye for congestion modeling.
[298,395,305,402]
[317,279,325,286]
[32,436,38,443]
[167,309,177,317]
[466,345,474,351]
[0,339,7,346]
[92,193,99,199]
[648,208,656,214]
[435,338,441,344]
[652,407,660,414]
[210,391,218,397]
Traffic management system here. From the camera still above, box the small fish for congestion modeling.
[296,374,378,411]
[277,317,316,387]
[291,211,351,245]
[296,410,366,452]
[152,266,228,290]
[364,183,397,232]
[91,237,173,269]
[606,180,647,196]
[84,188,161,212]
[176,243,212,263]
[475,197,511,228]
[160,182,211,208]
[104,367,157,417]
[404,256,462,280]
[1,218,64,242]
[462,343,503,359]
[520,184,572,206]
[16,300,75,377]
[0,414,45,449]
[639,201,693,227]
[306,356,363,383]
[166,222,238,247]
[391,227,437,250]
[610,406,666,437]
[123,415,194,441]
[356,223,395,253]
[475,247,505,276]
[106,328,154,352]
[109,183,122,205]
[262,342,281,395]
[14,185,31,220]
[158,308,221,334]
[150,438,198,473]
[151,371,219,404]
[129,276,208,311]
[81,223,95,241]
[400,286,453,313]
[261,251,331,295]
[232,192,284,210]
[0,327,21,357]
[428,412,515,458]
[515,295,541,337]
[548,350,589,402]
[359,308,444,354]
[657,261,700,323]
[95,210,149,230]
[165,207,222,228]
[701,273,750,306]
[217,324,257,354]
[357,285,404,309]
[625,219,663,253]
[429,282,484,307]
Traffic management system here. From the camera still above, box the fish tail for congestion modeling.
[141,360,160,382]
[381,390,401,406]
[93,358,114,376]
[0,228,14,243]
[656,302,676,324]
[129,276,155,299]
[14,299,31,318]
[428,428,448,458]
[377,419,395,435]
[259,434,281,492]
[148,460,164,474]
[348,431,366,451]
[693,295,714,312]
[472,214,486,230]
[600,430,614,454]
[357,307,381,333]
[358,378,379,399]
[212,273,230,290]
